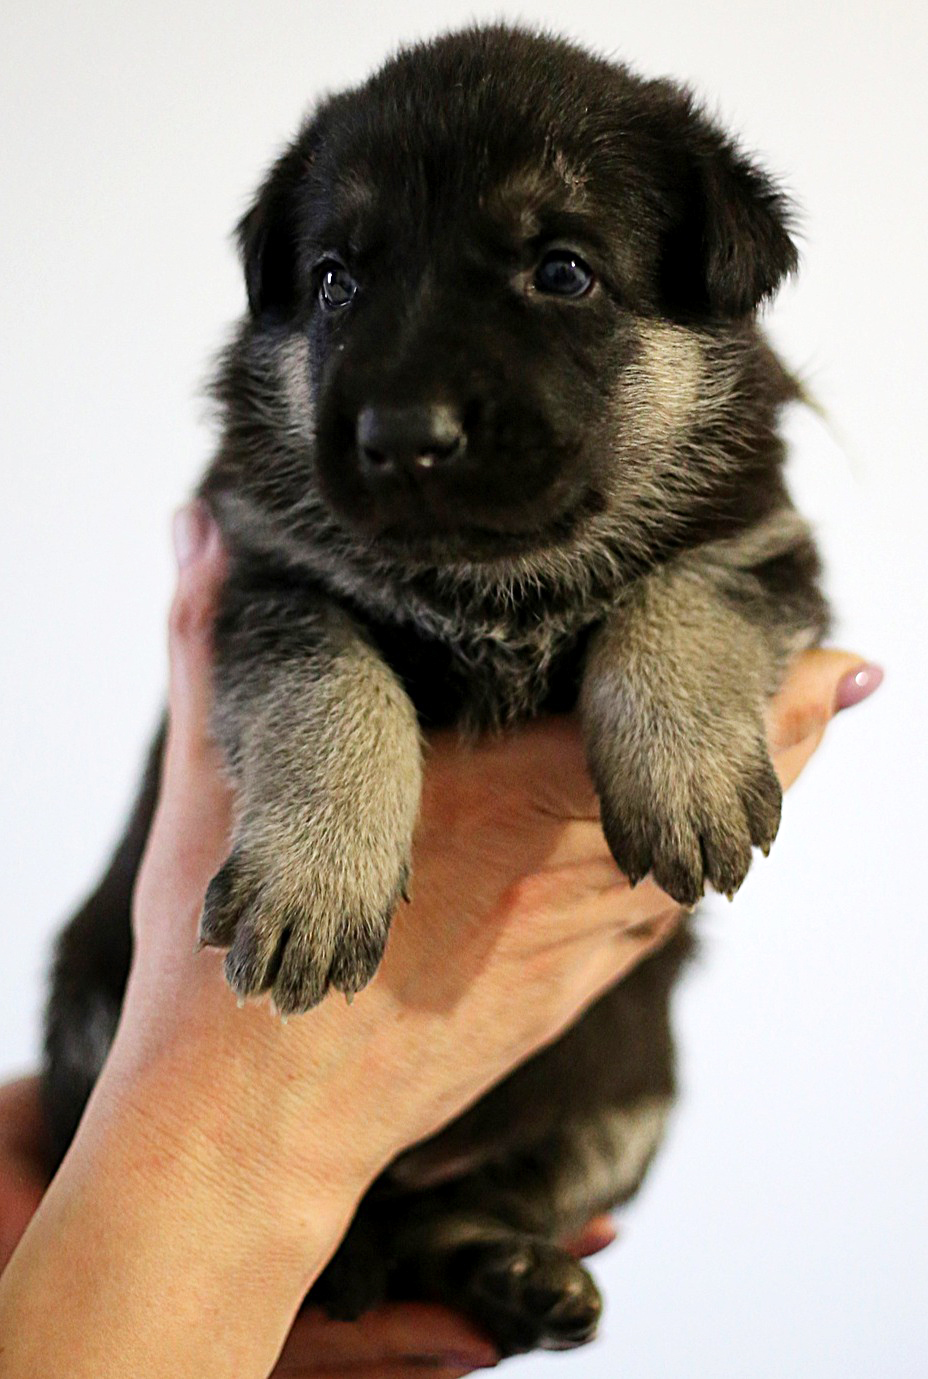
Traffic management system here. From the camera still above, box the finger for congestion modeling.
[562,1214,618,1258]
[546,907,684,1068]
[583,906,683,1003]
[540,820,623,870]
[164,502,228,777]
[0,1077,47,1270]
[0,1077,44,1159]
[0,1175,45,1273]
[512,860,676,947]
[767,651,883,790]
[277,1305,497,1373]
[136,507,234,909]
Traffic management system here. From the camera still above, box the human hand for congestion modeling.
[11,504,877,1379]
[269,1220,615,1377]
[0,1072,609,1375]
[0,1079,45,1275]
[107,505,882,1258]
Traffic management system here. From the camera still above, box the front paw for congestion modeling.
[597,735,782,908]
[198,832,410,1016]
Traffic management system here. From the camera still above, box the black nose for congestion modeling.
[357,403,465,477]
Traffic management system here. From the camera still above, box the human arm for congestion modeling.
[0,507,881,1377]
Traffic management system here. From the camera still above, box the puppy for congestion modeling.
[44,25,829,1355]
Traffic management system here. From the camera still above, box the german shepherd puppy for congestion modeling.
[44,25,828,1355]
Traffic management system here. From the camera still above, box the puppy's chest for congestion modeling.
[360,607,599,730]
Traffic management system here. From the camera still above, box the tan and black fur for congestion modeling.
[44,26,829,1356]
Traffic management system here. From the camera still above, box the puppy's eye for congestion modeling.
[534,250,595,298]
[318,260,358,310]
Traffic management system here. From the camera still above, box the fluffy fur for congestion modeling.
[44,25,828,1355]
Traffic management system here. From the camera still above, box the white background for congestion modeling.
[1,2,926,1375]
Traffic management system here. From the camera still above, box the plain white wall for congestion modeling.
[1,2,925,1375]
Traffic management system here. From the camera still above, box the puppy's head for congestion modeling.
[220,26,797,572]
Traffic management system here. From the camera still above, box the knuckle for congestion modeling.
[168,588,198,642]
[499,868,561,921]
[168,583,213,648]
[771,696,830,752]
[626,904,684,944]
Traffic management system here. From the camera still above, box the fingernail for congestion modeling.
[835,663,884,711]
[172,501,210,569]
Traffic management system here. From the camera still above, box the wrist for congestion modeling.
[0,1074,354,1378]
[96,1015,375,1285]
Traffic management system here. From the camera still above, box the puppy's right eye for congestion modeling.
[318,260,358,310]
[534,249,595,298]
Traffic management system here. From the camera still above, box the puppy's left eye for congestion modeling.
[318,260,358,309]
[534,250,595,298]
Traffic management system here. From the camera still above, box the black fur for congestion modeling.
[44,26,828,1357]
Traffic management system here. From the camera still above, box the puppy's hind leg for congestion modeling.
[376,1088,673,1354]
[309,1162,603,1354]
[42,726,164,1171]
[392,1210,602,1356]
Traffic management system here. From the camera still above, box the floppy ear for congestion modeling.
[658,105,799,320]
[237,128,319,322]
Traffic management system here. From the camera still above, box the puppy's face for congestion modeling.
[225,28,797,570]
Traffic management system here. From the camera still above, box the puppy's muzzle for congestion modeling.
[357,403,467,482]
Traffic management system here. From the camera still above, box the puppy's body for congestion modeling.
[44,27,828,1355]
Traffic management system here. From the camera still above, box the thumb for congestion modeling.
[768,650,883,790]
[163,502,228,786]
[0,1078,47,1272]
[132,507,233,946]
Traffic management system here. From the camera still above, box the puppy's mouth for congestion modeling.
[362,485,608,565]
[313,407,606,566]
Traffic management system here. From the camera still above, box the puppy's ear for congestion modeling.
[237,129,319,322]
[657,101,798,320]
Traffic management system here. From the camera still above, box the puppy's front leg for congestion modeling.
[199,577,422,1015]
[580,523,825,907]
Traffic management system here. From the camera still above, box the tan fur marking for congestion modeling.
[555,1095,671,1226]
[206,620,423,1011]
[581,557,785,903]
[624,321,704,445]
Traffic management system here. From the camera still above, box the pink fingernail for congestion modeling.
[172,501,210,569]
[835,663,884,711]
